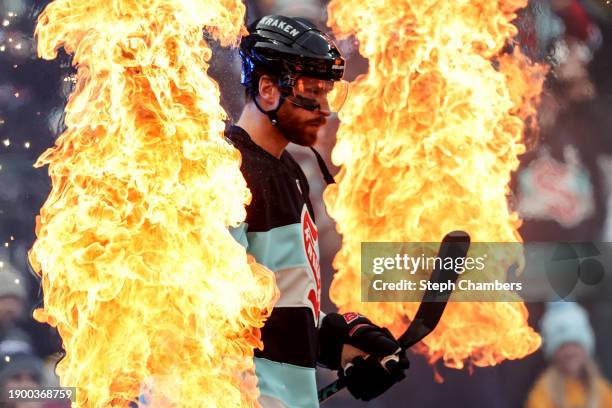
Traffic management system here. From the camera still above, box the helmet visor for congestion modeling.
[288,77,349,113]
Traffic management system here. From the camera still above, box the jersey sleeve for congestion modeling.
[229,222,249,249]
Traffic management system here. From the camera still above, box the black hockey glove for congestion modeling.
[341,352,410,401]
[318,312,410,401]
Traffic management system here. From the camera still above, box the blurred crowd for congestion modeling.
[1,0,612,407]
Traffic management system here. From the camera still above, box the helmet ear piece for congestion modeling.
[239,51,254,87]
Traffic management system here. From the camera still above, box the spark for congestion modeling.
[7,38,12,43]
[24,142,30,149]
[15,43,21,50]
[4,356,10,363]
[2,20,8,27]
[8,12,15,17]
[14,278,20,284]
[0,46,5,52]
[4,242,9,247]
[10,236,14,241]
[3,139,10,146]
[14,92,19,97]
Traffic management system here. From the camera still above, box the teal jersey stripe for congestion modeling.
[255,357,318,408]
[229,221,321,316]
[245,223,318,272]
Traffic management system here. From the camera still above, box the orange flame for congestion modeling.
[30,1,277,406]
[325,0,546,368]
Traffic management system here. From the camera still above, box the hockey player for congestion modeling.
[228,15,410,407]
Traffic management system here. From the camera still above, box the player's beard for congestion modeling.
[276,104,325,147]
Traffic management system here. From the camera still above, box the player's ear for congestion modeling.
[258,75,280,108]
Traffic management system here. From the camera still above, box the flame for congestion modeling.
[30,1,277,406]
[325,0,546,368]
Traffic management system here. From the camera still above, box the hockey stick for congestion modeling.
[318,230,471,403]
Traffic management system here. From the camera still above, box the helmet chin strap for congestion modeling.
[253,94,286,126]
[252,93,336,186]
[309,146,336,185]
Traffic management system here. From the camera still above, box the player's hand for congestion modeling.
[340,343,368,367]
[341,349,410,401]
[318,312,401,368]
[318,312,410,400]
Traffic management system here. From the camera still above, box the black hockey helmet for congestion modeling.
[239,15,348,114]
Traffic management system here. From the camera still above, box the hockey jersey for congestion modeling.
[227,125,322,408]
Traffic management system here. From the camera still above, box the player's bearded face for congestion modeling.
[277,86,330,146]
[276,100,329,146]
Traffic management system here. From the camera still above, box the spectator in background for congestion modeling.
[525,302,612,408]
[516,0,612,385]
[0,261,62,367]
[551,0,602,50]
[0,335,46,408]
[514,25,612,242]
[0,266,30,345]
